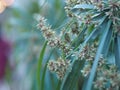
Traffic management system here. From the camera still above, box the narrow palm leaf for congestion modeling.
[36,41,47,90]
[85,20,112,90]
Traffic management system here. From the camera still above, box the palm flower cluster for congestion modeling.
[79,44,97,61]
[36,16,55,40]
[47,58,71,79]
[94,65,120,90]
[36,16,72,55]
[36,0,120,90]
[79,44,120,89]
[79,43,103,76]
[65,0,120,33]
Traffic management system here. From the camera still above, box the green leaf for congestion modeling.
[61,60,85,90]
[41,50,53,90]
[36,41,47,90]
[115,35,120,70]
[41,66,47,90]
[102,27,113,56]
[85,20,112,90]
[56,80,61,90]
[87,24,95,36]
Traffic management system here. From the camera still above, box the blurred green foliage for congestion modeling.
[3,0,67,90]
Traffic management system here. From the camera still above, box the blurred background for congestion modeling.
[0,0,67,90]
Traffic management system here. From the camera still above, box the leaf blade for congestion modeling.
[41,49,53,90]
[115,35,120,70]
[61,60,85,90]
[102,27,113,56]
[73,4,94,10]
[36,41,47,90]
[85,20,112,90]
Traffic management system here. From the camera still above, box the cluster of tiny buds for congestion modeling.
[47,57,71,80]
[80,51,120,90]
[36,15,72,55]
[81,55,104,77]
[48,37,72,55]
[36,16,55,40]
[64,6,75,17]
[78,42,120,89]
[94,65,120,90]
[65,0,78,6]
[81,64,91,77]
[106,1,120,35]
[65,0,120,19]
[71,22,79,34]
[65,0,103,6]
[79,43,106,77]
[79,44,97,61]
[65,0,102,5]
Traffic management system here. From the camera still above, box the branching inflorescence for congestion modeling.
[37,0,120,89]
[47,57,71,80]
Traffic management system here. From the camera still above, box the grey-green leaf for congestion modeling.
[85,20,112,90]
[73,4,94,9]
[115,35,120,70]
[102,27,113,56]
